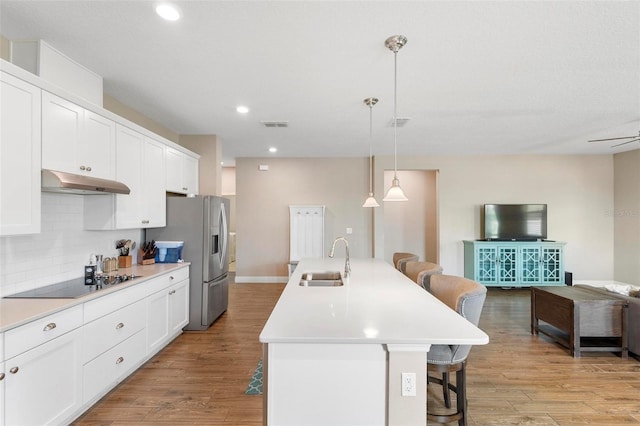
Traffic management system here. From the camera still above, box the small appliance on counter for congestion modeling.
[5,274,142,299]
[155,241,184,263]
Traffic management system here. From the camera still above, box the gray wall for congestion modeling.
[614,149,640,284]
[236,157,372,280]
[235,153,625,283]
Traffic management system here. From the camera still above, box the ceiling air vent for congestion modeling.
[261,121,289,128]
[388,117,411,127]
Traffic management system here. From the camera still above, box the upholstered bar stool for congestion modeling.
[404,261,443,291]
[426,275,487,426]
[392,252,418,274]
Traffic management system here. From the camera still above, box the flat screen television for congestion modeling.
[483,204,547,241]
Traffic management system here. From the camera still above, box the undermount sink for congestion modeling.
[299,271,344,287]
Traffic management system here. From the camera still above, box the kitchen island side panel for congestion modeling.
[265,342,386,426]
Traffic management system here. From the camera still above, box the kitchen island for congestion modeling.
[259,257,489,426]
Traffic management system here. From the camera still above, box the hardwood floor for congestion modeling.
[74,283,640,425]
[74,278,284,426]
[462,288,640,425]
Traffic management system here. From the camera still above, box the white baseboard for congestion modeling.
[573,280,632,288]
[234,276,289,284]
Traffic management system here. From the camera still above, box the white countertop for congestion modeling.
[259,258,490,346]
[0,263,189,333]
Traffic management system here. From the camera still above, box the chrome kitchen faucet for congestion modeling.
[329,237,350,277]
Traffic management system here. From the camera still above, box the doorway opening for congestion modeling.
[383,169,439,265]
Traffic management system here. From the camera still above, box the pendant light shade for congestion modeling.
[384,176,408,202]
[363,97,380,208]
[383,35,408,202]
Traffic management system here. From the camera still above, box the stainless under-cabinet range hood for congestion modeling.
[41,169,130,195]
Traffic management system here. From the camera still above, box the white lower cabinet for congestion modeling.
[0,332,4,426]
[0,361,4,426]
[147,274,189,354]
[4,328,82,426]
[1,266,190,425]
[83,329,146,404]
[169,279,189,335]
[82,298,146,364]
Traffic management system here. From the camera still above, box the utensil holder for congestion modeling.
[118,255,132,268]
[137,248,155,265]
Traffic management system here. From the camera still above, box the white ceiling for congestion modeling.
[1,1,639,165]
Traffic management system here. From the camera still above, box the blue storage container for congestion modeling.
[155,241,184,263]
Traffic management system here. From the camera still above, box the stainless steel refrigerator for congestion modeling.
[147,195,230,330]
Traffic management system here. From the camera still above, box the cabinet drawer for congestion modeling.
[83,267,189,323]
[4,304,83,359]
[84,277,160,323]
[82,298,146,363]
[83,329,146,404]
[163,266,189,287]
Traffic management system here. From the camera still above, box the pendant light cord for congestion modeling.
[369,104,374,194]
[393,50,398,180]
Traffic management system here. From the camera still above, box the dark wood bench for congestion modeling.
[531,286,628,359]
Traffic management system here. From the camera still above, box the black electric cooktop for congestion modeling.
[5,275,141,299]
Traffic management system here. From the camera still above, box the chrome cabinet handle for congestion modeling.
[141,219,150,224]
[182,187,188,191]
[169,289,176,295]
[116,357,124,364]
[80,165,86,171]
[86,166,92,171]
[0,372,5,380]
[43,322,57,331]
[169,275,174,280]
[116,322,124,329]
[9,367,19,374]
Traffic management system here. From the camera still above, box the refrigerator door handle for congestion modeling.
[219,202,228,267]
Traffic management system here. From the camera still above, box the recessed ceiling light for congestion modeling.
[236,106,250,114]
[269,147,277,153]
[156,3,181,21]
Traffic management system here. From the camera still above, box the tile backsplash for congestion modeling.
[0,193,142,297]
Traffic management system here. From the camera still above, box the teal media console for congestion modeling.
[464,240,566,287]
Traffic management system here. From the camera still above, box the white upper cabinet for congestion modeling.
[166,147,199,195]
[42,91,115,180]
[0,71,41,236]
[84,124,166,230]
[113,125,144,229]
[183,154,199,195]
[142,137,167,227]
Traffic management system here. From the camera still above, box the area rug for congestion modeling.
[245,358,263,395]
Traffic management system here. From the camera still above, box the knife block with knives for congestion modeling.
[138,240,157,265]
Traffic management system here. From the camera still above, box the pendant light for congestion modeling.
[363,97,380,208]
[383,35,408,202]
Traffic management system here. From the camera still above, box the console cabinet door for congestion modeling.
[4,329,82,426]
[496,246,518,285]
[474,245,498,284]
[0,72,41,236]
[541,246,563,284]
[520,246,542,284]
